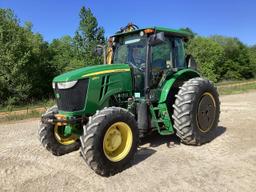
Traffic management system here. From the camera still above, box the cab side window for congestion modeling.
[151,40,172,70]
[173,38,185,68]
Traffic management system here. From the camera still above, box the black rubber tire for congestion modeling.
[38,105,80,156]
[80,107,139,176]
[172,77,220,145]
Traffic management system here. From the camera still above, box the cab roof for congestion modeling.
[112,26,192,39]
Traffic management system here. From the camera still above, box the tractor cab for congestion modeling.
[105,24,195,96]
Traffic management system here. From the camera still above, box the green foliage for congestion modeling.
[180,27,197,38]
[248,45,256,76]
[72,6,105,69]
[0,6,105,106]
[186,34,256,82]
[49,35,74,72]
[49,6,105,72]
[210,36,254,80]
[0,8,56,105]
[187,37,224,82]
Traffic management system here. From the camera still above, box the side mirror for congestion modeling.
[149,32,165,46]
[94,45,106,64]
[186,55,197,70]
[95,46,103,56]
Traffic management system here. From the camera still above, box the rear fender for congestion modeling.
[157,69,200,132]
[159,69,200,103]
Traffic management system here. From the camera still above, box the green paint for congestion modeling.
[112,26,192,38]
[159,68,200,103]
[149,105,174,135]
[62,116,83,136]
[53,64,130,82]
[84,69,132,115]
[58,66,133,116]
[64,124,72,136]
[149,68,200,133]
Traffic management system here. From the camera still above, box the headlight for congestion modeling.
[57,80,78,89]
[52,82,56,89]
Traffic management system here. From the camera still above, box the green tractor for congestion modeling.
[39,24,220,176]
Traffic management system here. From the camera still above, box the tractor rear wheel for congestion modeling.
[172,77,220,145]
[38,106,80,156]
[80,107,138,176]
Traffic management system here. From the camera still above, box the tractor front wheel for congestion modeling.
[38,106,80,156]
[172,77,220,145]
[80,107,139,176]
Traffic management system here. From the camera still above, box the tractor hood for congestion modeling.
[53,64,131,82]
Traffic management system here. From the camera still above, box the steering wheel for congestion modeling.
[127,61,146,72]
[132,57,146,71]
[127,61,138,69]
[139,63,146,72]
[133,57,145,64]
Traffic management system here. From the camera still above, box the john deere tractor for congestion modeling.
[39,24,220,176]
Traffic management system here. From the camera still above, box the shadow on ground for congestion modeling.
[133,147,156,166]
[132,126,227,166]
[132,132,179,166]
[213,126,226,140]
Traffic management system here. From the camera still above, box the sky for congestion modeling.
[0,0,255,45]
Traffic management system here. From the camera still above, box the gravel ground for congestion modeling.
[1,91,256,192]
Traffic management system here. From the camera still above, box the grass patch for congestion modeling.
[216,78,256,86]
[0,99,53,123]
[217,81,256,95]
[0,99,55,113]
[0,110,42,122]
[0,109,45,123]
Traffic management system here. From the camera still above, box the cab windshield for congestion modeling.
[112,34,186,71]
[113,35,146,69]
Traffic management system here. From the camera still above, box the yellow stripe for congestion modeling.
[83,69,130,77]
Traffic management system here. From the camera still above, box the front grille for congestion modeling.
[54,79,88,111]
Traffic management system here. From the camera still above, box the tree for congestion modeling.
[49,35,74,72]
[186,37,224,82]
[180,27,197,38]
[0,9,31,104]
[71,6,105,69]
[211,36,254,80]
[248,45,256,77]
[0,8,56,105]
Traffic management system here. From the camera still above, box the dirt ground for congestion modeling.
[1,91,256,192]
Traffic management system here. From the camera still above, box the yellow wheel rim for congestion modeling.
[54,125,78,145]
[103,122,133,162]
